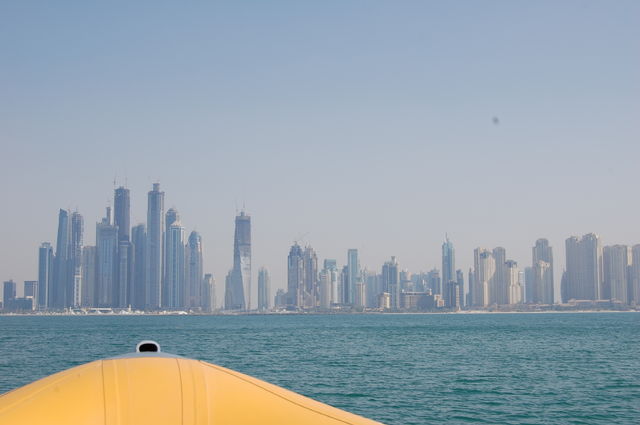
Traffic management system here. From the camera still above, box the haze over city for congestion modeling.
[2,1,639,300]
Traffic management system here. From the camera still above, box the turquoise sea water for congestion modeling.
[0,313,638,424]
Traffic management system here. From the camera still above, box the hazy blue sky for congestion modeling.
[1,1,639,303]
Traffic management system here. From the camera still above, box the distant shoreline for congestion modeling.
[1,309,638,317]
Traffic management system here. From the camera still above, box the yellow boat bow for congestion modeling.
[0,341,384,425]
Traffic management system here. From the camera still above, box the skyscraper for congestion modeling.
[3,280,16,308]
[467,268,475,307]
[164,220,186,309]
[492,247,507,305]
[228,211,251,310]
[51,209,70,309]
[131,224,146,310]
[203,273,216,313]
[163,208,180,306]
[456,269,465,308]
[146,183,164,309]
[427,269,441,296]
[346,249,359,305]
[287,243,304,309]
[303,246,318,309]
[323,259,338,305]
[116,240,132,308]
[442,236,455,304]
[81,246,96,307]
[603,245,630,304]
[630,245,640,305]
[319,268,332,310]
[69,212,84,307]
[37,242,53,310]
[114,187,131,308]
[23,281,37,310]
[532,261,553,304]
[564,234,602,302]
[473,248,495,307]
[258,267,271,311]
[186,231,203,309]
[96,208,118,307]
[531,239,554,304]
[114,186,130,243]
[382,256,399,310]
[505,260,522,304]
[224,270,234,310]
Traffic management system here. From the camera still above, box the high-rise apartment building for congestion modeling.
[224,270,234,310]
[116,240,132,308]
[531,239,554,304]
[114,187,130,242]
[163,208,180,306]
[564,234,602,302]
[257,267,270,311]
[287,243,304,309]
[532,261,553,304]
[81,246,96,307]
[319,268,332,310]
[69,211,84,307]
[346,249,359,305]
[382,256,399,310]
[186,231,203,309]
[3,280,16,308]
[603,245,630,304]
[164,221,186,309]
[473,248,495,307]
[37,242,54,310]
[96,208,118,308]
[426,269,441,295]
[131,224,146,310]
[52,209,70,309]
[323,259,339,305]
[146,183,164,309]
[456,269,464,308]
[442,236,455,304]
[23,281,37,310]
[492,247,507,305]
[630,245,640,305]
[303,246,318,309]
[505,260,522,304]
[203,274,216,313]
[114,187,131,309]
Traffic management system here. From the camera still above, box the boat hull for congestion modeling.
[0,355,383,425]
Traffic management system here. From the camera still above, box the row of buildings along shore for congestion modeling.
[2,184,640,313]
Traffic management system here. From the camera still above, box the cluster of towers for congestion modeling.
[4,198,640,313]
[279,235,640,313]
[34,183,216,312]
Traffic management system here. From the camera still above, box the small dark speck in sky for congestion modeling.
[492,117,500,125]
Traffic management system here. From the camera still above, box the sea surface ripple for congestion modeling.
[0,313,638,424]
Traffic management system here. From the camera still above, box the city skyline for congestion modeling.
[1,2,639,302]
[3,180,640,311]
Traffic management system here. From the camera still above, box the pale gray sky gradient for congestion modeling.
[1,1,639,304]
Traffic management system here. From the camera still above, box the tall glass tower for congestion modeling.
[69,211,84,307]
[37,242,54,310]
[146,183,164,309]
[165,221,185,309]
[346,249,359,305]
[229,211,251,310]
[258,267,271,311]
[186,231,203,309]
[114,186,130,242]
[441,235,455,305]
[52,209,70,309]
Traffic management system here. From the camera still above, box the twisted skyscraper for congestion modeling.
[227,211,251,310]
